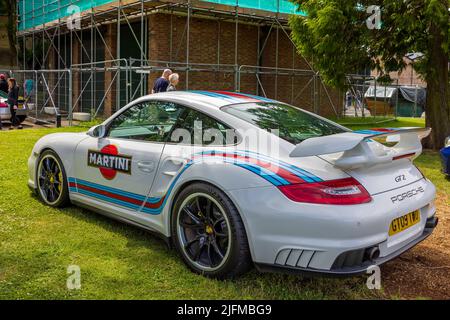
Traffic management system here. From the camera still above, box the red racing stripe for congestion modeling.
[370,128,395,132]
[76,183,144,206]
[71,181,166,210]
[143,195,166,209]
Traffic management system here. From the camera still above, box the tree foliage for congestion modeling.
[0,0,18,67]
[289,0,449,149]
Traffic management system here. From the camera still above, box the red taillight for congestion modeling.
[393,152,416,161]
[278,177,372,205]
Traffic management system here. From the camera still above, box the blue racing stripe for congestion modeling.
[354,130,383,135]
[198,150,322,183]
[234,163,285,186]
[353,129,399,135]
[191,155,289,186]
[234,150,322,182]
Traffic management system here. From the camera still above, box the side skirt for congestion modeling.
[71,199,172,248]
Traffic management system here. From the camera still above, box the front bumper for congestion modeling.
[255,216,438,276]
[27,152,38,190]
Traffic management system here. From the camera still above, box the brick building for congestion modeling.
[17,0,342,119]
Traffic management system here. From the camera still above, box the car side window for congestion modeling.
[107,101,185,142]
[169,109,233,146]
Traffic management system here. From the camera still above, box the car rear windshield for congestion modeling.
[222,102,347,144]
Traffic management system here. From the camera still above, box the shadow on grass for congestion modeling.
[29,190,169,250]
[23,190,382,299]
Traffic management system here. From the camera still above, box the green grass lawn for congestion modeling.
[0,119,447,300]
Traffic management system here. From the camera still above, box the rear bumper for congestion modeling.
[0,108,28,119]
[229,177,437,274]
[255,216,438,276]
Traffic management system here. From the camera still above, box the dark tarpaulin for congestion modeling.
[398,87,426,107]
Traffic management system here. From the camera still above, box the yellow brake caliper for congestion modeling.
[58,171,63,192]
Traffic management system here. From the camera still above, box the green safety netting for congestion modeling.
[203,0,304,15]
[18,0,305,31]
[18,0,116,31]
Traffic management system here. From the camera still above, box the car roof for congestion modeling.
[141,90,278,109]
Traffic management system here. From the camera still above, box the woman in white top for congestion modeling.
[167,73,179,92]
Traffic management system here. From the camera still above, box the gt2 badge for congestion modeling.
[88,145,132,180]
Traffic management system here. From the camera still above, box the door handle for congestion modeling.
[137,161,155,173]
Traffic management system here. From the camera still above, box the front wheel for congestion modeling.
[36,150,70,207]
[171,183,252,279]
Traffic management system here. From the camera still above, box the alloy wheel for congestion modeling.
[37,155,63,205]
[177,193,231,271]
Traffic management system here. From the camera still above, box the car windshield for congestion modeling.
[222,102,347,144]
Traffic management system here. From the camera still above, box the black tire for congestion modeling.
[36,150,70,207]
[171,182,252,279]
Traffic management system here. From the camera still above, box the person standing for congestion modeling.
[152,69,172,93]
[345,90,353,109]
[0,74,8,94]
[7,78,22,130]
[167,73,179,92]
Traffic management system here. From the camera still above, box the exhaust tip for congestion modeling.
[425,216,439,229]
[365,246,380,261]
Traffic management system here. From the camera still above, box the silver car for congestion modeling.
[0,91,28,124]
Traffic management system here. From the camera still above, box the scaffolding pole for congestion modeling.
[16,0,340,125]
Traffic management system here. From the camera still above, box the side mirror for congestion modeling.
[87,124,106,138]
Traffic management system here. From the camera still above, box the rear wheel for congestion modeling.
[171,183,252,278]
[36,150,70,207]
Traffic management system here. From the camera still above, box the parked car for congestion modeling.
[441,137,450,176]
[27,91,438,278]
[0,90,28,123]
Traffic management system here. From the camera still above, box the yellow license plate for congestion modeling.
[389,210,420,236]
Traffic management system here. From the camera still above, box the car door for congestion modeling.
[72,100,186,229]
[147,107,234,223]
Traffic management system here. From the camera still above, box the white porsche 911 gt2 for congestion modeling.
[28,91,438,278]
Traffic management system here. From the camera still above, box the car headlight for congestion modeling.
[445,137,450,148]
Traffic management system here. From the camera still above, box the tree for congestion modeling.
[289,0,449,149]
[0,0,18,67]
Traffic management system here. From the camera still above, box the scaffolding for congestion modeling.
[14,0,341,125]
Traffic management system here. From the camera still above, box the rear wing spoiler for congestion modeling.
[290,127,431,169]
